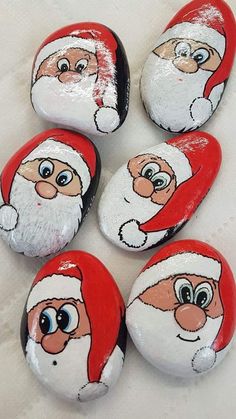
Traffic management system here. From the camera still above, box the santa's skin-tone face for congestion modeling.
[154,38,221,74]
[28,297,91,354]
[128,154,177,205]
[17,158,82,199]
[35,47,98,84]
[140,274,223,337]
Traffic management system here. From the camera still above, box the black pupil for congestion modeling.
[60,63,69,72]
[180,50,188,57]
[144,169,153,179]
[57,174,69,186]
[57,310,70,331]
[196,291,208,307]
[180,286,192,303]
[39,312,51,334]
[153,178,164,188]
[76,64,84,73]
[194,54,203,63]
[41,166,52,178]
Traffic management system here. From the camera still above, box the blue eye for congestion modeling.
[56,170,73,187]
[175,42,191,58]
[56,304,79,333]
[39,307,57,334]
[39,160,54,179]
[192,48,210,64]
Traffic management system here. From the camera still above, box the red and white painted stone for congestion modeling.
[141,0,236,133]
[21,251,127,402]
[31,22,130,136]
[0,129,100,257]
[126,240,236,377]
[98,132,221,251]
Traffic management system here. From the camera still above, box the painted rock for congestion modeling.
[0,129,100,257]
[126,240,236,378]
[141,0,236,133]
[21,251,127,402]
[31,22,130,136]
[98,132,221,251]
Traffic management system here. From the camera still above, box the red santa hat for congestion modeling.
[156,0,236,98]
[128,240,236,353]
[140,132,221,234]
[26,250,125,389]
[32,22,118,107]
[0,128,97,203]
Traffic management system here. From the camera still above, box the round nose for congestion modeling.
[58,71,82,84]
[35,181,58,199]
[173,57,198,74]
[175,304,207,332]
[133,177,154,198]
[41,330,70,354]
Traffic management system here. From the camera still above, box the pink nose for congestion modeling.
[41,330,70,354]
[175,304,207,332]
[133,177,154,198]
[35,181,58,199]
[58,71,82,84]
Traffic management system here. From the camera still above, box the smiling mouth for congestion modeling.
[177,334,200,343]
[124,197,130,204]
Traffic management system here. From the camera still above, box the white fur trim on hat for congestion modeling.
[78,382,108,402]
[27,274,82,312]
[128,252,222,305]
[140,143,192,186]
[23,138,91,194]
[156,22,225,58]
[33,36,96,83]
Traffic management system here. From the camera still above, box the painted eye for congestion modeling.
[39,307,57,335]
[151,172,171,191]
[56,170,73,187]
[75,59,88,73]
[56,304,79,333]
[174,278,194,304]
[39,160,54,179]
[192,48,210,64]
[175,42,191,58]
[194,283,213,308]
[141,162,161,180]
[57,58,70,72]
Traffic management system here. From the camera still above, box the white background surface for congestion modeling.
[0,1,235,418]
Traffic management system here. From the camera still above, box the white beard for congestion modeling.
[127,299,223,378]
[98,167,165,249]
[26,335,90,401]
[141,53,218,132]
[1,174,83,257]
[31,75,100,135]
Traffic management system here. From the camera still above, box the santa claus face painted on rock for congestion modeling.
[141,0,236,133]
[126,240,236,378]
[31,22,130,136]
[21,251,127,402]
[0,129,100,257]
[98,132,221,251]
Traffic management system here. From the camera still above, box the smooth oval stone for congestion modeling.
[141,0,236,133]
[0,129,100,257]
[98,132,221,251]
[31,22,130,136]
[126,240,236,378]
[21,250,127,402]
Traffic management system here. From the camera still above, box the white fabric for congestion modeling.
[0,1,235,418]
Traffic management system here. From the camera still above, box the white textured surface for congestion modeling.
[0,1,235,418]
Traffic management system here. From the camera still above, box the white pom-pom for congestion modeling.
[0,205,18,231]
[119,219,147,248]
[190,97,213,126]
[78,381,108,402]
[192,346,216,373]
[94,107,120,134]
